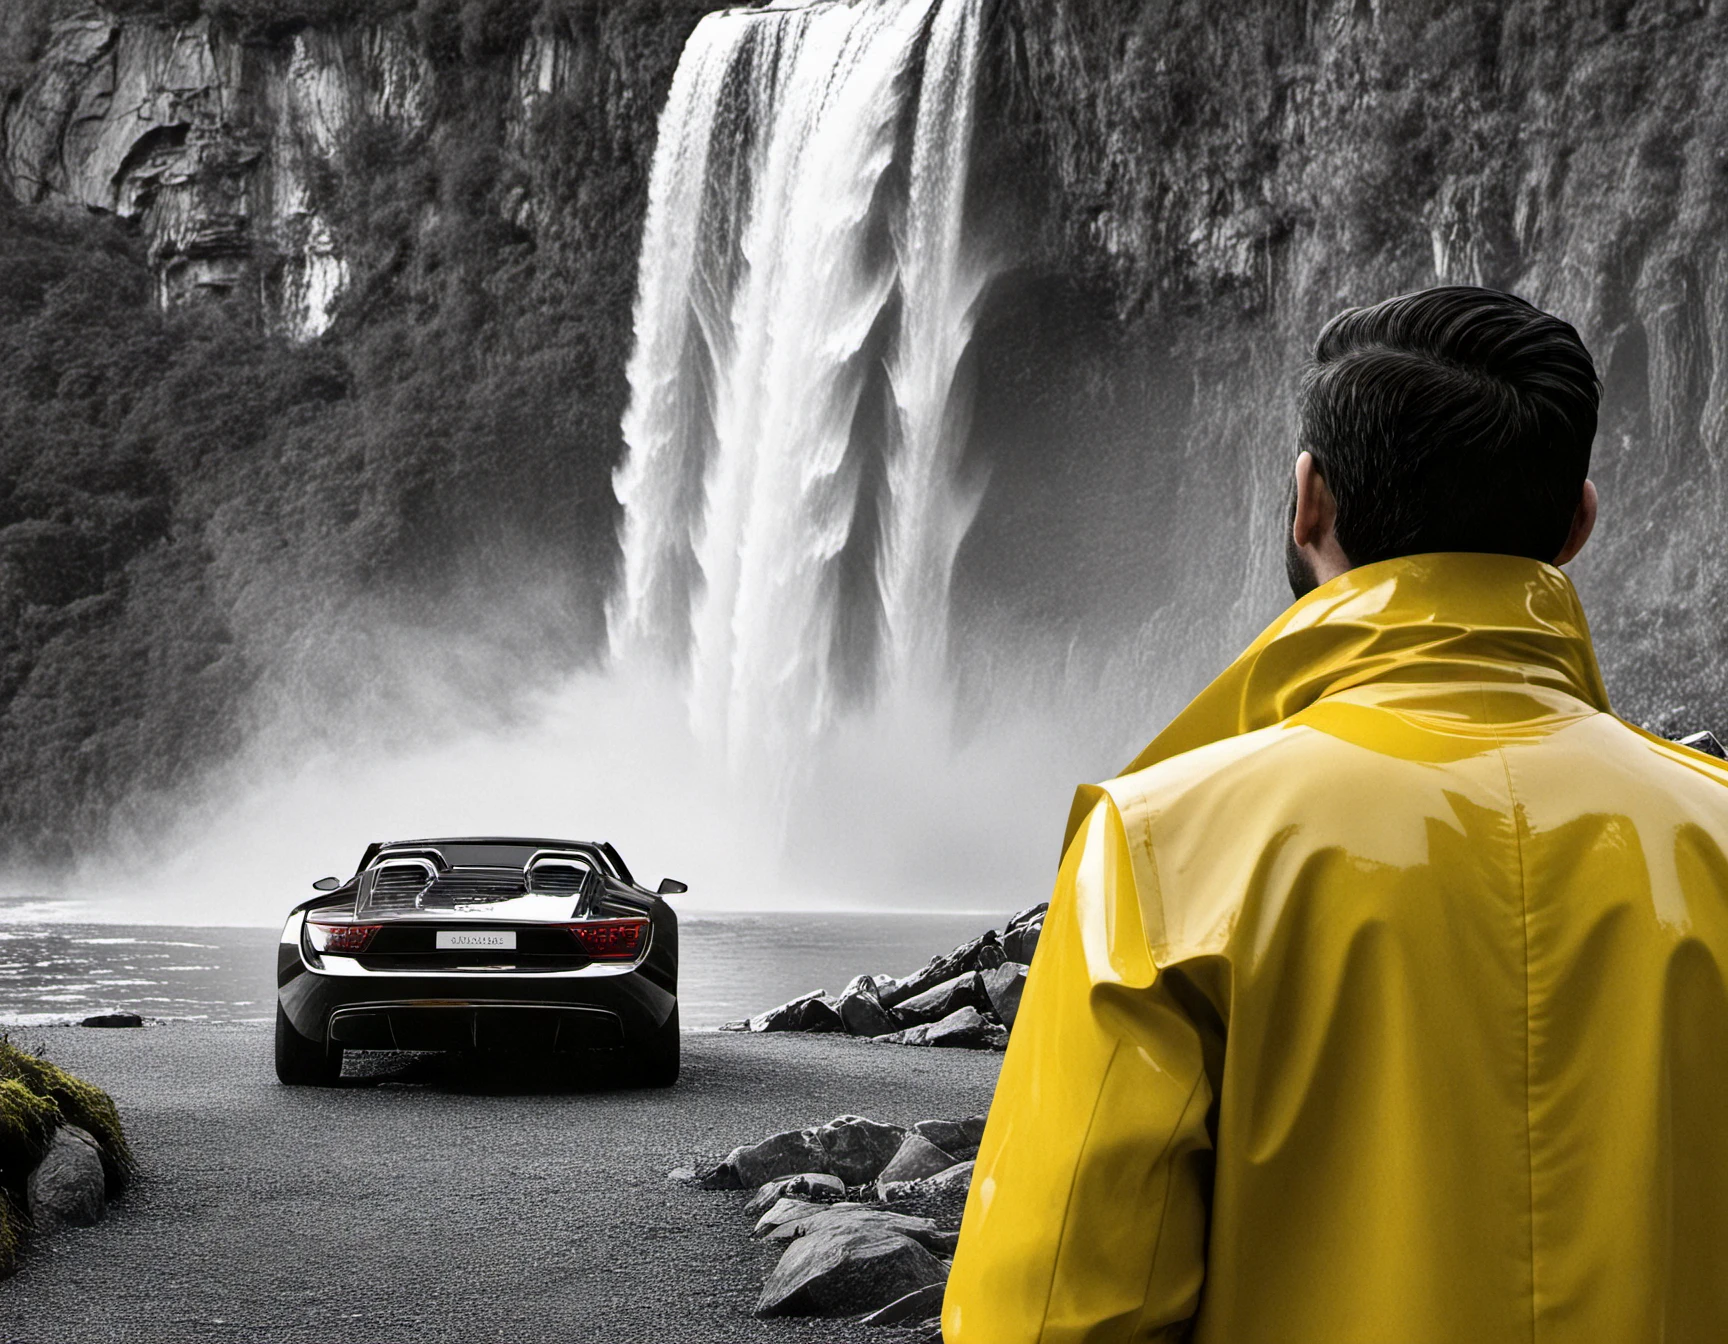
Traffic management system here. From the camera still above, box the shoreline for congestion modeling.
[0,904,1024,928]
[0,910,1028,1033]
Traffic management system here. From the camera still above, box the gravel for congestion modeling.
[0,1023,999,1344]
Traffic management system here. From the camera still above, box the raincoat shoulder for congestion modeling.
[1080,713,1368,967]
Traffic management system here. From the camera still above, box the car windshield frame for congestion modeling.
[367,842,619,876]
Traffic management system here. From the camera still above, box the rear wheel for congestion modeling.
[633,1006,680,1088]
[275,1004,342,1086]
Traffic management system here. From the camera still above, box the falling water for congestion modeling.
[12,0,1075,923]
[610,0,989,785]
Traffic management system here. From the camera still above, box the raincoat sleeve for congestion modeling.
[943,789,1218,1344]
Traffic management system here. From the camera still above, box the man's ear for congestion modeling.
[1292,452,1327,545]
[1291,452,1335,549]
[1552,479,1598,566]
[1291,451,1353,589]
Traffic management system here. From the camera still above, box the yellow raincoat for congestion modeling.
[945,552,1728,1344]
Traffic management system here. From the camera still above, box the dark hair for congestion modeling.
[1298,285,1600,564]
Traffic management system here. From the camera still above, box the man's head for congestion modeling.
[1287,285,1601,597]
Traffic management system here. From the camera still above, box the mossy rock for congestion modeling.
[0,1077,57,1179]
[0,1036,133,1274]
[0,1039,134,1193]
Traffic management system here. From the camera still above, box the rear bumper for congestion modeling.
[327,1000,626,1052]
[277,908,677,1051]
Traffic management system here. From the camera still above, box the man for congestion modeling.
[944,286,1728,1343]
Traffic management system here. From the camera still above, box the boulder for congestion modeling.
[1003,914,1044,966]
[957,930,1009,974]
[981,962,1029,1029]
[757,1202,950,1253]
[1678,729,1727,759]
[27,1124,105,1232]
[1005,902,1048,932]
[724,1114,905,1187]
[755,1220,946,1318]
[876,1133,957,1186]
[753,1196,845,1238]
[879,931,1006,1008]
[723,1127,831,1189]
[894,971,992,1026]
[744,1171,846,1217]
[743,991,844,1034]
[912,1115,987,1161]
[79,1012,143,1028]
[814,1114,906,1185]
[877,1160,975,1225]
[876,1006,1007,1050]
[837,981,898,1037]
[925,1007,1008,1049]
[692,1159,745,1189]
[860,1280,949,1327]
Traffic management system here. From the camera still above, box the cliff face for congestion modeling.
[1,10,674,338]
[1,0,1724,868]
[6,17,429,335]
[0,1,718,864]
[958,0,1728,735]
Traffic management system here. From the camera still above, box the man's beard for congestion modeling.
[1285,529,1318,599]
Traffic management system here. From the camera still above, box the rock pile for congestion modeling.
[674,1111,988,1336]
[721,904,1046,1051]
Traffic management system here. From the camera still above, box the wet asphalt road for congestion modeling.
[0,1025,1002,1344]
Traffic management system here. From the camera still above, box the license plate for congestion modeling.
[435,930,516,951]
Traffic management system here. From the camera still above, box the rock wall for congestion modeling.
[1,7,666,339]
[959,0,1728,734]
[0,2,717,865]
[5,16,427,335]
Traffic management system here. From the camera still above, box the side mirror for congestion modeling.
[311,876,342,892]
[656,878,688,896]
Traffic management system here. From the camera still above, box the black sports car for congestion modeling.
[275,836,684,1087]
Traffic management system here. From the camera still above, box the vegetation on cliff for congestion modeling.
[0,1,722,863]
[6,0,707,58]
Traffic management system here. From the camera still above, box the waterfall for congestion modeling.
[609,0,989,782]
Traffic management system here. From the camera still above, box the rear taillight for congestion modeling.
[305,920,381,954]
[563,918,649,960]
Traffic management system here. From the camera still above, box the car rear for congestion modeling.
[276,840,679,1085]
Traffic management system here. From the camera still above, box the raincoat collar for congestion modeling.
[1130,551,1612,772]
[1066,553,1612,853]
